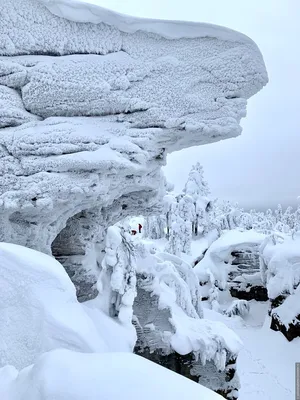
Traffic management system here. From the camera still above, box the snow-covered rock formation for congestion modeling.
[194,230,266,308]
[260,234,300,341]
[0,0,267,298]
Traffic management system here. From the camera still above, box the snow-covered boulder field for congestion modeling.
[0,0,268,299]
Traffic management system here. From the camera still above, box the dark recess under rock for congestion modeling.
[270,313,300,342]
[134,346,239,400]
[230,285,268,302]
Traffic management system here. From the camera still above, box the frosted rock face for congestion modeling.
[0,0,267,297]
[0,86,39,128]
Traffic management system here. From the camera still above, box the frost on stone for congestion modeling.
[0,86,39,128]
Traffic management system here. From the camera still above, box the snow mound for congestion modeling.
[0,243,133,370]
[260,234,300,299]
[1,349,224,400]
[273,285,300,327]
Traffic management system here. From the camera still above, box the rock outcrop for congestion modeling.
[0,2,267,295]
[0,1,268,396]
[229,249,268,301]
[194,230,266,308]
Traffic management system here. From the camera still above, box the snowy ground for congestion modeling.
[204,301,299,400]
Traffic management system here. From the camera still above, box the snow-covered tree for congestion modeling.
[143,215,165,239]
[282,206,294,229]
[98,224,137,325]
[177,194,194,254]
[183,162,212,236]
[275,204,283,224]
[183,162,210,200]
[163,193,177,240]
[166,201,185,256]
[212,200,241,231]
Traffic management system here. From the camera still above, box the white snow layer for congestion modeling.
[0,0,267,259]
[0,350,224,400]
[0,243,134,370]
[41,0,256,42]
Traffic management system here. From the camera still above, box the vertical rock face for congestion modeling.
[229,249,268,301]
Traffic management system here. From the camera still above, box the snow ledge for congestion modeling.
[41,0,258,43]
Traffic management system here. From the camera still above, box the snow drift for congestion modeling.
[0,243,134,370]
[0,0,267,293]
[0,349,224,400]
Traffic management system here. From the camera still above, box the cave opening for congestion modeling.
[51,210,104,302]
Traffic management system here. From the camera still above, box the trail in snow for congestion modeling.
[204,301,299,400]
[237,302,296,400]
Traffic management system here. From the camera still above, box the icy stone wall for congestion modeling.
[0,0,267,298]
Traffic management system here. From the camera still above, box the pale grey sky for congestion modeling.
[86,0,300,209]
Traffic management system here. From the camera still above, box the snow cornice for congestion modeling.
[40,0,257,44]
